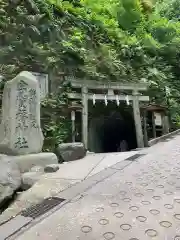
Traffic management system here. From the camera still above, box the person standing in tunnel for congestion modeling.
[117,139,128,152]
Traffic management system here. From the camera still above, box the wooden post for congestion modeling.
[132,90,144,148]
[162,115,169,134]
[82,86,88,149]
[143,110,148,147]
[71,110,75,142]
[162,113,165,135]
[152,112,156,138]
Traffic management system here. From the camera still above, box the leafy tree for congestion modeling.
[1,0,180,149]
[156,0,180,20]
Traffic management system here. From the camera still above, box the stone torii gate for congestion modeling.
[67,80,149,150]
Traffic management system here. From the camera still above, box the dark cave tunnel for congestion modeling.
[89,108,137,153]
[101,114,137,152]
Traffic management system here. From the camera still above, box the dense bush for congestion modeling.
[0,0,180,149]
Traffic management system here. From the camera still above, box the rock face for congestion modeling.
[0,158,21,206]
[30,166,44,173]
[12,152,58,173]
[44,164,59,173]
[0,71,44,155]
[21,172,43,190]
[56,142,86,162]
[0,178,80,225]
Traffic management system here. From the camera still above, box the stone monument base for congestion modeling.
[10,152,58,173]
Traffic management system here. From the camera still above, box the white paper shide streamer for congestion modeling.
[93,94,96,105]
[104,95,108,106]
[71,110,75,121]
[126,95,129,105]
[116,95,120,106]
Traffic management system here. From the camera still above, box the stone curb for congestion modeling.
[148,128,180,147]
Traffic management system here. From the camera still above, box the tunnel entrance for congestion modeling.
[68,80,149,151]
[88,102,137,153]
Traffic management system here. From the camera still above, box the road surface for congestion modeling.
[7,133,180,239]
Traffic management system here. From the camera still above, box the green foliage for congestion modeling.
[1,0,180,149]
[155,0,180,20]
[41,83,72,151]
[117,0,144,33]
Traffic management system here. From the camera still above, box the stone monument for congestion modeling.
[0,71,44,155]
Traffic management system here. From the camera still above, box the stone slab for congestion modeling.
[46,152,138,181]
[12,152,58,173]
[110,159,133,170]
[88,151,138,177]
[57,167,118,200]
[0,71,44,155]
[47,154,106,180]
[0,215,32,240]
